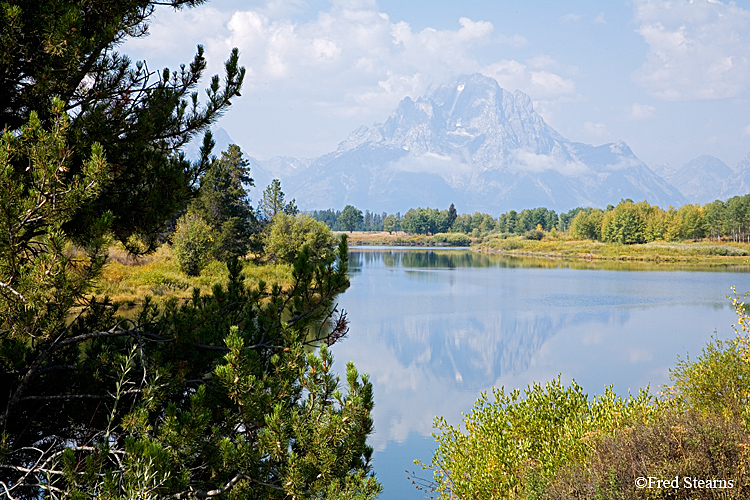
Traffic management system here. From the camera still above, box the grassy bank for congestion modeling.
[96,242,293,308]
[336,231,474,246]
[479,235,750,266]
[96,235,750,309]
[338,229,750,267]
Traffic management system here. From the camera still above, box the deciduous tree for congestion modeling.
[338,205,363,233]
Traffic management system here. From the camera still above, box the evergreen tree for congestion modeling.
[447,203,458,230]
[188,143,255,261]
[258,178,298,221]
[1,0,244,253]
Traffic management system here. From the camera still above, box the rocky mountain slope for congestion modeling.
[246,74,688,213]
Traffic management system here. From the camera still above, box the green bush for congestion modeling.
[264,213,336,263]
[172,212,214,276]
[703,245,750,256]
[500,237,525,250]
[420,290,750,499]
[417,378,654,499]
[666,288,750,424]
[525,229,545,240]
[432,233,471,246]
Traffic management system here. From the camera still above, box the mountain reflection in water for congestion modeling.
[331,248,750,500]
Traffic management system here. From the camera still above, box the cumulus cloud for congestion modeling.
[184,5,520,120]
[123,7,230,67]
[126,1,570,117]
[632,0,750,100]
[482,60,577,100]
[628,103,656,120]
[121,1,578,158]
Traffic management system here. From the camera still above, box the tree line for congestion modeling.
[310,195,750,243]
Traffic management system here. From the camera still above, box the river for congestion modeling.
[330,248,750,500]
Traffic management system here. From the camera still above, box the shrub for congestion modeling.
[500,238,525,250]
[172,212,214,276]
[666,288,750,424]
[264,213,336,264]
[432,233,471,246]
[703,245,750,256]
[417,378,654,499]
[420,290,750,500]
[525,229,545,240]
[546,409,750,499]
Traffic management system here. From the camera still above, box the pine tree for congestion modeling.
[1,0,244,253]
[258,178,298,221]
[188,143,256,261]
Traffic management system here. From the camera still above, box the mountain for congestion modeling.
[661,155,733,205]
[655,152,750,205]
[722,152,750,200]
[251,74,688,213]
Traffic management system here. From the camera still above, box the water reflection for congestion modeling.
[350,246,750,273]
[333,249,750,500]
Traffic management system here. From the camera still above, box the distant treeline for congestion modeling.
[309,193,750,243]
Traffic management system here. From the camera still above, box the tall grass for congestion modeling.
[96,242,293,307]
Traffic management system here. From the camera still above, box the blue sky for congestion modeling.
[123,0,750,169]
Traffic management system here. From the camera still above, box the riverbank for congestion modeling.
[479,235,750,267]
[335,231,474,246]
[96,236,750,308]
[338,231,750,267]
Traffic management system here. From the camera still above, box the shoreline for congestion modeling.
[336,231,750,268]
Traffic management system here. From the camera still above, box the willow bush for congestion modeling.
[419,289,750,499]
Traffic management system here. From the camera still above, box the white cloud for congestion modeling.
[509,150,589,176]
[593,12,607,24]
[191,6,510,119]
[583,121,610,138]
[628,103,656,120]
[743,123,750,137]
[126,1,564,116]
[121,1,578,158]
[388,151,470,176]
[482,60,576,100]
[530,71,575,97]
[633,0,750,100]
[561,13,582,24]
[123,7,230,67]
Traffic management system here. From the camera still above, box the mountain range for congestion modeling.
[652,153,750,205]
[201,73,747,213]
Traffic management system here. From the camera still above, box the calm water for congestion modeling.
[331,248,750,500]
